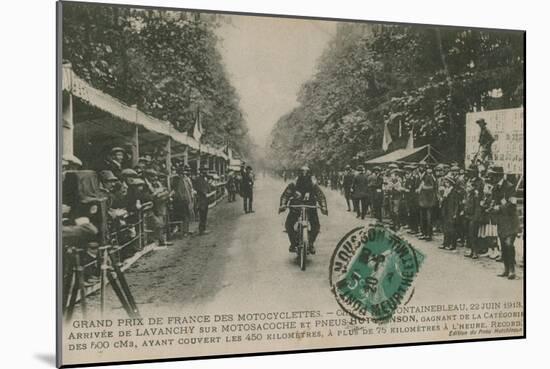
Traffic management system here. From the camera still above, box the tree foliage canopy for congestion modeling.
[63,3,252,156]
[267,23,524,170]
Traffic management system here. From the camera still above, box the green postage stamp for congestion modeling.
[330,225,425,322]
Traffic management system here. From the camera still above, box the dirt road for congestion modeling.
[86,175,522,317]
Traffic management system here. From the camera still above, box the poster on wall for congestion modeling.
[465,107,524,174]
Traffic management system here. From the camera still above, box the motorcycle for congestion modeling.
[287,204,319,271]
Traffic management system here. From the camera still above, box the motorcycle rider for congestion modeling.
[279,165,328,254]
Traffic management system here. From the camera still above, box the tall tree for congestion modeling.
[267,23,524,170]
[62,3,252,156]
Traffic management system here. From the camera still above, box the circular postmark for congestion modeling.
[329,224,425,322]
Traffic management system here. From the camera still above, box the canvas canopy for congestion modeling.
[366,144,443,164]
[62,64,229,161]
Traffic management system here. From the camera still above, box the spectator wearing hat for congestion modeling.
[404,165,420,234]
[96,169,123,211]
[350,167,360,217]
[452,165,467,245]
[439,176,460,250]
[368,166,384,222]
[98,170,119,208]
[119,168,139,190]
[477,172,499,259]
[135,156,152,176]
[449,164,463,190]
[330,170,339,191]
[171,165,195,236]
[476,118,495,164]
[120,168,138,179]
[104,147,126,179]
[351,165,369,219]
[195,166,211,235]
[125,178,150,212]
[143,168,158,192]
[317,170,326,187]
[143,169,172,246]
[238,162,247,194]
[99,169,133,239]
[241,165,255,213]
[387,168,405,230]
[383,164,398,217]
[226,170,238,203]
[434,163,445,179]
[342,165,355,212]
[239,162,246,178]
[434,164,448,233]
[120,168,139,188]
[463,172,483,258]
[90,171,121,235]
[435,164,446,197]
[124,176,153,244]
[120,170,141,207]
[490,166,520,279]
[417,164,437,241]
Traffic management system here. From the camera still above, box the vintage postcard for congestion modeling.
[57,1,525,366]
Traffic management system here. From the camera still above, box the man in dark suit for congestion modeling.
[368,167,384,222]
[171,165,195,236]
[226,171,237,203]
[194,166,211,235]
[439,176,460,250]
[351,165,369,219]
[279,165,328,254]
[490,166,520,279]
[342,165,354,212]
[103,147,125,179]
[463,168,482,258]
[241,165,254,213]
[404,165,419,234]
[417,164,437,241]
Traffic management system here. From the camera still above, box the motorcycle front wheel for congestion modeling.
[300,228,308,271]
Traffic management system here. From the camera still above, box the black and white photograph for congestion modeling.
[56,0,525,366]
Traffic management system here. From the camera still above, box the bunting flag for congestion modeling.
[406,129,414,149]
[192,108,203,142]
[398,120,402,137]
[224,142,233,159]
[382,121,393,151]
[223,137,230,154]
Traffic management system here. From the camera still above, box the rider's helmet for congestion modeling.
[300,165,310,173]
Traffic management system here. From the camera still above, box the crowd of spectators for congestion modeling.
[62,146,233,286]
[278,157,522,280]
